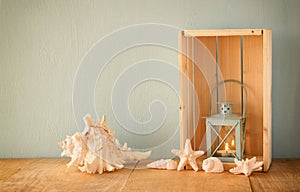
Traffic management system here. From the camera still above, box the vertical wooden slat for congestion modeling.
[243,35,263,156]
[179,32,194,149]
[218,36,242,114]
[179,31,187,149]
[263,29,272,171]
[193,37,216,150]
[217,36,242,153]
[186,37,194,143]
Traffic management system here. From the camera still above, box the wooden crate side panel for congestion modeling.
[263,30,272,171]
[218,36,242,114]
[179,33,195,149]
[243,35,263,156]
[186,37,194,144]
[179,32,188,149]
[193,36,216,150]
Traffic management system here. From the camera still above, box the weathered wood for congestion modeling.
[262,29,272,172]
[184,29,262,37]
[0,158,37,181]
[0,158,299,191]
[0,158,137,191]
[250,159,300,191]
[123,160,251,192]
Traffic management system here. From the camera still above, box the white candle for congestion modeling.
[225,142,229,153]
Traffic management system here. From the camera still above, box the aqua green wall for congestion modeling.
[0,0,299,158]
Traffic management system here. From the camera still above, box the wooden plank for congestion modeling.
[217,36,242,153]
[218,36,242,114]
[186,36,194,143]
[250,159,300,191]
[243,35,263,156]
[1,158,299,191]
[0,159,38,181]
[179,32,194,148]
[0,158,136,191]
[179,31,194,149]
[262,29,272,171]
[184,29,263,37]
[122,160,251,192]
[179,31,188,149]
[193,36,216,151]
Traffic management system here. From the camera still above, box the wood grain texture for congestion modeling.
[243,35,263,157]
[218,36,242,114]
[193,36,216,151]
[186,36,194,142]
[0,158,137,191]
[250,159,300,192]
[0,159,37,181]
[123,160,250,192]
[262,30,272,171]
[0,158,299,191]
[179,33,197,149]
[179,31,188,149]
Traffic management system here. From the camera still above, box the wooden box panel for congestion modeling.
[179,29,272,171]
[193,36,216,150]
[243,35,263,156]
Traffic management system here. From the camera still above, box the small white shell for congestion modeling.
[202,157,224,173]
[147,159,178,170]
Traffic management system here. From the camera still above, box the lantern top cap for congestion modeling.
[216,102,234,104]
[207,114,246,120]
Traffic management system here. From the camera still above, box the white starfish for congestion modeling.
[229,157,263,176]
[171,139,204,171]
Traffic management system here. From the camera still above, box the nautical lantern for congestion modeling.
[205,80,247,162]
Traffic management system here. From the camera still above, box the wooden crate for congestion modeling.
[179,29,272,171]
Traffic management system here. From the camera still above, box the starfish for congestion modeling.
[171,139,204,171]
[229,157,263,176]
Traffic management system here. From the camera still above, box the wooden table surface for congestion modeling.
[0,158,299,191]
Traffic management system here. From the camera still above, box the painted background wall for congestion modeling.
[0,0,299,158]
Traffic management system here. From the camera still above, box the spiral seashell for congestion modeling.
[202,157,224,173]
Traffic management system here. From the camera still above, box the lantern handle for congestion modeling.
[209,79,247,117]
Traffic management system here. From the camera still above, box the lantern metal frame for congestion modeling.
[206,79,247,162]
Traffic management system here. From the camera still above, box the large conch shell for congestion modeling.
[229,157,263,176]
[202,157,224,173]
[59,114,152,174]
[147,159,178,170]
